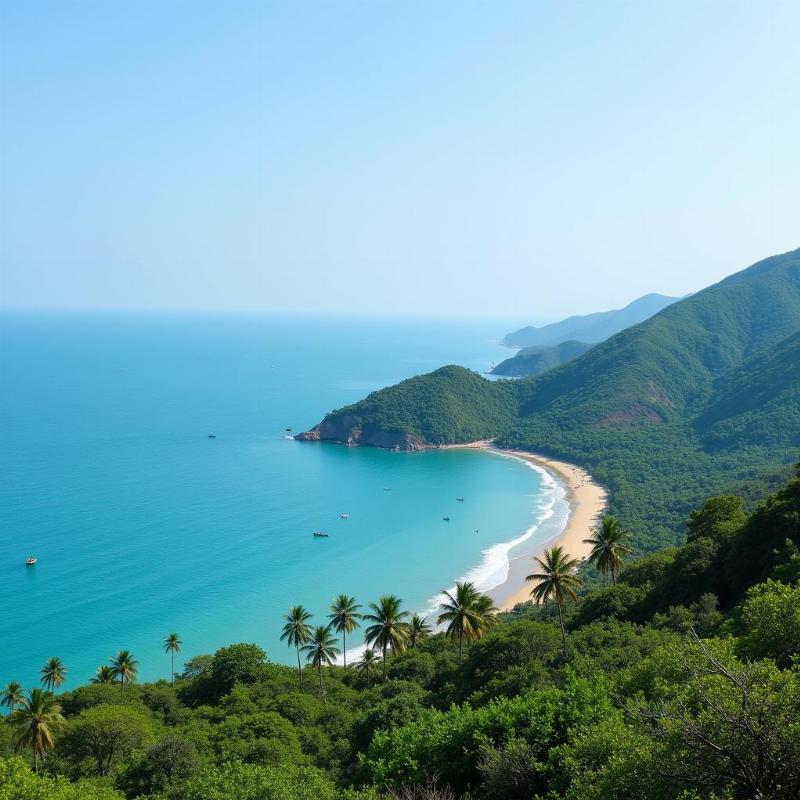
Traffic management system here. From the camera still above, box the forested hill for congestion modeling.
[300,248,800,550]
[503,292,680,348]
[491,339,594,377]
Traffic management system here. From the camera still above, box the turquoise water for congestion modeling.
[0,312,565,688]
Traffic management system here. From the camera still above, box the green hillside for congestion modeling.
[297,365,518,449]
[300,248,800,550]
[491,339,594,377]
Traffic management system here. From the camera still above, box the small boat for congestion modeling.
[340,513,350,519]
[383,487,391,491]
[26,556,37,566]
[442,516,450,521]
[285,427,292,432]
[208,434,216,439]
[456,497,465,502]
[313,531,329,538]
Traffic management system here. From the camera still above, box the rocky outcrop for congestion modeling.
[295,416,427,451]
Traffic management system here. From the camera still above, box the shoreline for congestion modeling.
[443,443,607,612]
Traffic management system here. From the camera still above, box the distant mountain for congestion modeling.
[492,340,594,377]
[503,293,681,348]
[299,248,800,551]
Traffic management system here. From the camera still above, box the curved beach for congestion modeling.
[442,443,607,612]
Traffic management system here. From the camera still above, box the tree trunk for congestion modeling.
[318,664,324,698]
[382,642,387,676]
[171,652,175,684]
[611,564,617,586]
[458,627,464,662]
[557,599,568,658]
[296,644,303,686]
[343,630,347,669]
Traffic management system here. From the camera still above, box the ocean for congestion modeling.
[0,311,568,688]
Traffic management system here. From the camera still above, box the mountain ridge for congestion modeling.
[503,292,682,348]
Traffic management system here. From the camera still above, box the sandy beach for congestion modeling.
[442,442,608,612]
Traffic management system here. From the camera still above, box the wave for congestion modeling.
[419,456,568,620]
[337,456,570,664]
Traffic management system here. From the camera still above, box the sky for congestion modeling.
[0,1,798,318]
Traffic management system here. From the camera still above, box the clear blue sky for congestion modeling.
[1,1,798,317]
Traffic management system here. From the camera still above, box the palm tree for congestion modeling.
[408,614,432,648]
[9,689,64,772]
[437,581,497,661]
[584,516,632,585]
[328,595,362,669]
[163,633,182,684]
[280,605,313,685]
[110,650,138,693]
[1,682,24,713]
[40,657,66,692]
[301,625,340,697]
[526,545,582,657]
[363,595,410,674]
[356,648,381,684]
[90,666,116,685]
[472,593,499,639]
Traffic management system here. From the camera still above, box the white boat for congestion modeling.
[340,513,350,519]
[26,556,37,566]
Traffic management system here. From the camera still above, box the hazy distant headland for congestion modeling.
[493,293,682,377]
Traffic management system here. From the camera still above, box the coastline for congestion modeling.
[443,442,607,612]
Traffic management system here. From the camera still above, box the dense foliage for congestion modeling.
[304,248,800,551]
[2,466,800,799]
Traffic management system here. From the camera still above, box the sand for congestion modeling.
[442,442,607,612]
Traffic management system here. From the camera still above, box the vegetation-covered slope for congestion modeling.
[300,248,800,549]
[503,292,680,347]
[297,365,518,449]
[491,339,594,377]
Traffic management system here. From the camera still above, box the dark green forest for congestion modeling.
[2,463,800,799]
[303,248,800,551]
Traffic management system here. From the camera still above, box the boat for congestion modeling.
[456,497,465,501]
[26,556,37,566]
[340,513,350,519]
[285,427,292,432]
[383,487,391,491]
[208,434,216,439]
[442,516,450,521]
[313,531,329,538]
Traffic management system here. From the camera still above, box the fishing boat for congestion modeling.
[26,556,37,566]
[313,531,329,538]
[340,513,350,519]
[456,497,465,501]
[442,516,450,521]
